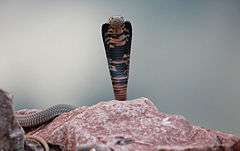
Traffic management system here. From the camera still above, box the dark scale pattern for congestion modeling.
[102,17,132,101]
[16,104,76,128]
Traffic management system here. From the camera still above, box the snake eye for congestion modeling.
[108,17,114,23]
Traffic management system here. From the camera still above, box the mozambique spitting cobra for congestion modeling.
[14,16,132,150]
[102,16,132,101]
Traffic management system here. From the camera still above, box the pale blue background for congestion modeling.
[0,0,239,135]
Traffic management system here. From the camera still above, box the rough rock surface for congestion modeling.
[18,97,240,151]
[0,89,25,151]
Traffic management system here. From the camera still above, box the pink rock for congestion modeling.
[24,97,239,151]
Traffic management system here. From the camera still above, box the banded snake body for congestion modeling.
[102,16,132,101]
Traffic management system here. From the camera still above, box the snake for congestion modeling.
[102,16,132,101]
[15,16,132,128]
[13,16,132,150]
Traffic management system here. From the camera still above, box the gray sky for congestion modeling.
[0,0,239,135]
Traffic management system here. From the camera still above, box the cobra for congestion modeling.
[13,16,132,150]
[102,16,132,101]
[15,16,132,128]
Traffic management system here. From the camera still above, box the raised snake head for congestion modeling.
[108,16,124,28]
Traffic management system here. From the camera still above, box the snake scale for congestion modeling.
[15,16,132,129]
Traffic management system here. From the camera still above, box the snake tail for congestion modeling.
[102,16,132,101]
[15,104,76,128]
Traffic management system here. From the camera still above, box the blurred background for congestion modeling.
[0,0,239,135]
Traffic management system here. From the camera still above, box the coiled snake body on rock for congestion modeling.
[14,104,76,151]
[15,104,76,128]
